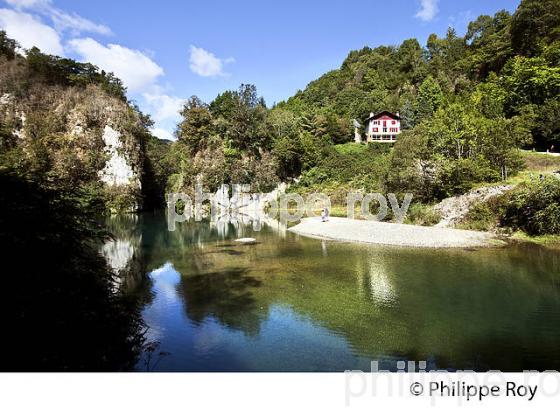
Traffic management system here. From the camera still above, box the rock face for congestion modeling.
[99,125,142,189]
[0,86,146,211]
[434,185,514,228]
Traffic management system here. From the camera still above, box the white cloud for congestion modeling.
[151,127,174,140]
[189,45,233,77]
[0,8,64,54]
[5,0,111,35]
[49,8,111,36]
[415,0,439,22]
[3,1,179,140]
[4,0,49,8]
[142,91,184,122]
[68,38,164,92]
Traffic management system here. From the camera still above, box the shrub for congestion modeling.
[458,201,500,231]
[405,203,441,226]
[500,178,560,235]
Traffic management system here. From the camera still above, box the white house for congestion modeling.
[362,111,401,143]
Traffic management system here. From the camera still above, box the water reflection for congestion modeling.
[105,211,560,371]
[101,215,147,294]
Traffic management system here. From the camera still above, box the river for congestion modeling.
[103,212,560,371]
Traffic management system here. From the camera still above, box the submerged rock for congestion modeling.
[235,238,257,244]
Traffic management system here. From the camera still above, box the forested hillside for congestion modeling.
[281,0,559,146]
[0,30,164,212]
[1,0,559,225]
[166,0,559,208]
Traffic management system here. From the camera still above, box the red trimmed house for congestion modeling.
[364,111,401,143]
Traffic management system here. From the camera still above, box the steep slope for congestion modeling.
[0,35,150,212]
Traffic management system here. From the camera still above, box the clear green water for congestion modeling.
[105,213,560,372]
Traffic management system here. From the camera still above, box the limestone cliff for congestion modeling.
[0,84,147,212]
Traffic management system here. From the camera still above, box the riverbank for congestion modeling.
[288,217,503,248]
[510,231,560,250]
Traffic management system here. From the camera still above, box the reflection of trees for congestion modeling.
[115,211,560,371]
[267,244,560,370]
[179,267,265,335]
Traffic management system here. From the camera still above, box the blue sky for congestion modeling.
[0,0,521,139]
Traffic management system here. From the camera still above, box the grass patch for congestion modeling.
[333,142,368,155]
[511,231,560,249]
[520,150,560,172]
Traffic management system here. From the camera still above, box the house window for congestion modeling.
[392,120,396,125]
[373,128,378,132]
[383,121,387,126]
[383,128,387,133]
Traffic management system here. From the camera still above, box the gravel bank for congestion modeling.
[289,217,502,248]
[434,185,514,228]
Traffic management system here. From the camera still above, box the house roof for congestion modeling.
[364,111,400,122]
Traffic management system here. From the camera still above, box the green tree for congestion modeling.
[465,11,513,78]
[416,75,444,122]
[501,56,560,113]
[534,97,560,148]
[511,0,560,56]
[228,84,270,152]
[176,96,213,153]
[471,73,507,118]
[209,90,237,118]
[0,30,17,59]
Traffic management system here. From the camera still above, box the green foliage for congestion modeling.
[534,97,560,147]
[104,185,142,213]
[24,47,127,101]
[292,142,390,202]
[510,0,560,57]
[502,55,560,112]
[457,199,504,231]
[416,75,444,122]
[176,96,213,153]
[142,136,173,209]
[386,101,530,201]
[404,203,441,226]
[501,178,560,235]
[177,84,271,155]
[464,11,513,78]
[0,30,17,60]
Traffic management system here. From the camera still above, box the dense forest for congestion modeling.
[162,0,559,202]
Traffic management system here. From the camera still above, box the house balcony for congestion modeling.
[367,134,397,143]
